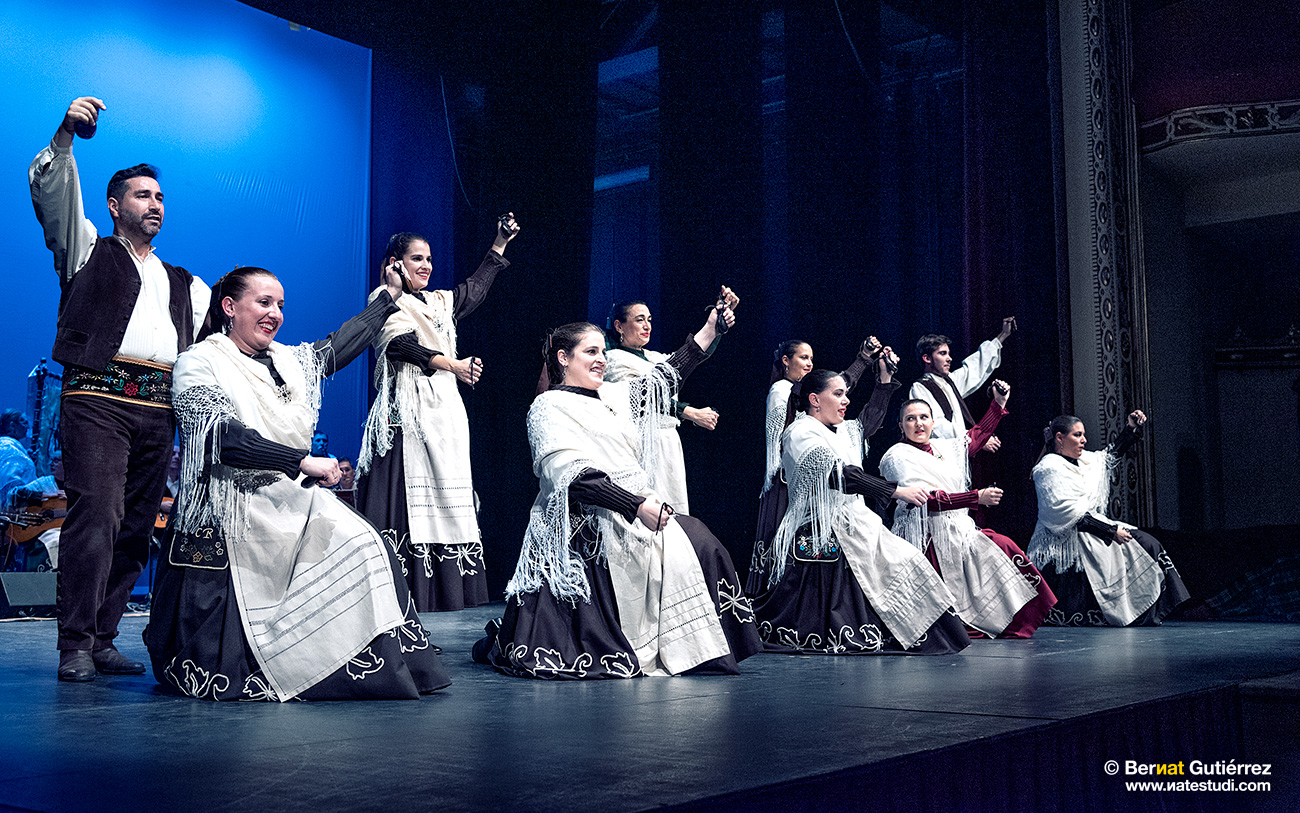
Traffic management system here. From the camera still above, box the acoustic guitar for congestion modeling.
[3,496,66,544]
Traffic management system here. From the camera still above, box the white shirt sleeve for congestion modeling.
[189,277,212,344]
[29,139,98,282]
[948,338,1003,397]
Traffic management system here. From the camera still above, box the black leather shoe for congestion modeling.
[92,647,146,675]
[58,650,96,682]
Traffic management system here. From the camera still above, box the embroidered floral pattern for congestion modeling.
[509,645,594,678]
[500,644,641,680]
[1010,553,1043,587]
[346,646,385,681]
[242,673,276,701]
[434,539,485,577]
[1045,607,1108,626]
[381,529,408,578]
[759,621,885,653]
[165,658,231,699]
[749,538,770,579]
[717,578,756,624]
[599,652,640,678]
[408,539,435,579]
[64,358,173,407]
[1156,550,1178,574]
[389,594,431,654]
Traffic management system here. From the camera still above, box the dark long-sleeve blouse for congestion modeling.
[838,345,877,393]
[213,291,400,472]
[836,463,898,502]
[384,250,509,370]
[569,468,645,521]
[856,378,902,439]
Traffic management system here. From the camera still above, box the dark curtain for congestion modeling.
[452,2,601,595]
[656,0,765,559]
[960,0,1061,544]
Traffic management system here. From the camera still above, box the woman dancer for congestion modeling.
[474,297,763,679]
[879,392,1055,638]
[603,293,737,513]
[750,367,969,655]
[145,266,449,701]
[358,215,519,612]
[747,337,887,593]
[1030,411,1189,626]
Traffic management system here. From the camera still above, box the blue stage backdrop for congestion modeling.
[0,0,371,459]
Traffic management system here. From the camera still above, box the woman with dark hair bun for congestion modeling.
[1030,411,1189,626]
[749,367,970,655]
[474,293,763,679]
[747,336,895,593]
[356,215,519,613]
[603,291,737,513]
[145,264,450,701]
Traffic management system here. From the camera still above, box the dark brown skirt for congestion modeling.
[750,543,971,655]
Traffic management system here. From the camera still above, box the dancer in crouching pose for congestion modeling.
[750,367,970,655]
[146,266,449,701]
[879,391,1056,638]
[475,296,762,678]
[1030,411,1189,626]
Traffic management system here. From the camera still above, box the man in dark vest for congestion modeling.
[29,95,211,682]
[909,317,1016,450]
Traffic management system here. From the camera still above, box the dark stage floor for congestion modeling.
[1,608,1296,813]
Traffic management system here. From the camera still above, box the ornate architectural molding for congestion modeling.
[1078,0,1150,522]
[1139,99,1300,153]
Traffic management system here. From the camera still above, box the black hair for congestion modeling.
[106,164,159,202]
[795,369,843,413]
[1038,414,1084,462]
[542,322,604,391]
[196,266,279,342]
[770,339,810,384]
[0,409,28,439]
[916,333,952,361]
[383,232,430,294]
[606,300,650,347]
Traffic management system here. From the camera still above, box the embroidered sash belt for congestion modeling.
[63,355,174,409]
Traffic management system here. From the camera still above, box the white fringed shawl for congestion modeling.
[773,414,954,648]
[506,379,728,675]
[604,347,689,512]
[879,439,1035,636]
[761,379,793,496]
[358,286,478,549]
[1030,450,1162,625]
[172,335,406,701]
